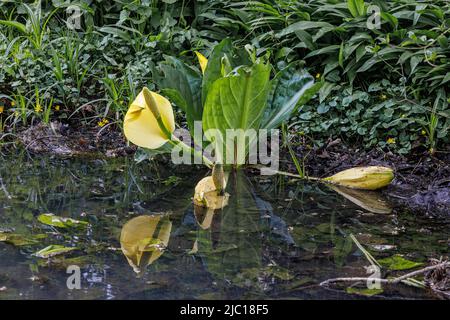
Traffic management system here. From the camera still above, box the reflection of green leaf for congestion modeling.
[0,233,46,246]
[346,287,383,297]
[378,255,423,271]
[33,245,77,258]
[38,213,89,228]
[198,172,263,284]
[38,256,92,269]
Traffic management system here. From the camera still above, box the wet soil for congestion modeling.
[16,121,136,158]
[8,122,450,218]
[286,139,450,218]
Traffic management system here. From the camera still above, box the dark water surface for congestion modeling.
[0,153,448,300]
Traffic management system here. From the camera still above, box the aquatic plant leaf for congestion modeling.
[202,62,271,164]
[195,51,208,75]
[0,233,46,246]
[262,62,318,130]
[201,38,233,104]
[120,215,172,274]
[378,255,424,271]
[33,245,77,258]
[124,88,175,150]
[323,166,394,190]
[330,185,393,214]
[38,213,89,228]
[154,56,202,134]
[346,287,383,297]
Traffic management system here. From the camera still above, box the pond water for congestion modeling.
[0,152,448,300]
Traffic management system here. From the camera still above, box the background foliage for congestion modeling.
[0,0,449,154]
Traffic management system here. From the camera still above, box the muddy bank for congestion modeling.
[286,139,450,218]
[16,121,136,158]
[8,122,450,217]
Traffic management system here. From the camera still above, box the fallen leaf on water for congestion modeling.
[38,213,89,228]
[378,254,424,271]
[346,287,383,297]
[33,245,77,258]
[0,233,47,246]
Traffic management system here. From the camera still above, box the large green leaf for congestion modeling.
[347,0,366,18]
[201,38,251,105]
[202,62,271,165]
[154,56,202,134]
[262,63,318,130]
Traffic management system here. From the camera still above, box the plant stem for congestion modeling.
[319,261,449,288]
[169,136,213,168]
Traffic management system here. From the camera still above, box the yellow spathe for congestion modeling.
[120,215,172,274]
[193,176,229,209]
[195,51,208,74]
[324,166,394,190]
[123,89,175,149]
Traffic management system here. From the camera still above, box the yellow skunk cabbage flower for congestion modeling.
[120,215,172,274]
[195,51,208,74]
[124,87,175,149]
[193,176,229,209]
[323,166,394,190]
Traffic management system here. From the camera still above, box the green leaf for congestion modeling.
[38,214,89,228]
[305,45,341,59]
[381,12,398,29]
[347,0,366,18]
[276,21,334,38]
[346,287,383,297]
[33,245,77,258]
[202,62,271,165]
[338,42,345,68]
[378,255,424,271]
[154,56,202,134]
[0,20,27,34]
[0,233,46,246]
[262,63,317,130]
[202,38,249,105]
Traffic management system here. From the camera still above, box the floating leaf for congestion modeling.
[33,245,77,258]
[346,287,383,297]
[378,255,424,271]
[0,233,46,246]
[38,214,89,228]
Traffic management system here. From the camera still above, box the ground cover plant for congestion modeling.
[0,0,448,156]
